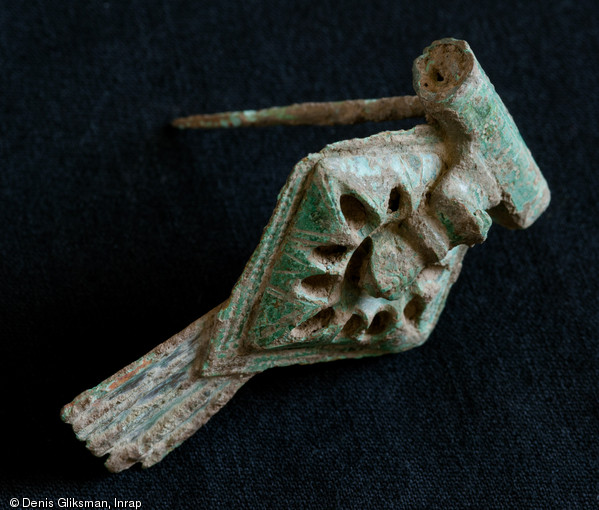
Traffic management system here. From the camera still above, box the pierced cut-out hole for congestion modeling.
[340,194,367,231]
[344,237,373,287]
[341,314,365,337]
[290,307,335,338]
[388,187,401,213]
[313,245,347,265]
[404,296,425,324]
[301,274,340,299]
[366,310,393,336]
[435,70,445,82]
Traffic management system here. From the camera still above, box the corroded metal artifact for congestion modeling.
[62,39,550,472]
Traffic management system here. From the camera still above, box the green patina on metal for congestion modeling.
[438,211,464,244]
[61,39,550,473]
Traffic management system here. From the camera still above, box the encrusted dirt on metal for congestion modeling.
[172,96,425,129]
[62,38,550,472]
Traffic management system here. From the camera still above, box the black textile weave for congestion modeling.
[1,1,597,508]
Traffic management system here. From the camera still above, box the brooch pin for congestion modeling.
[62,38,550,472]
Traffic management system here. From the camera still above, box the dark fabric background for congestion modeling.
[1,1,597,508]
